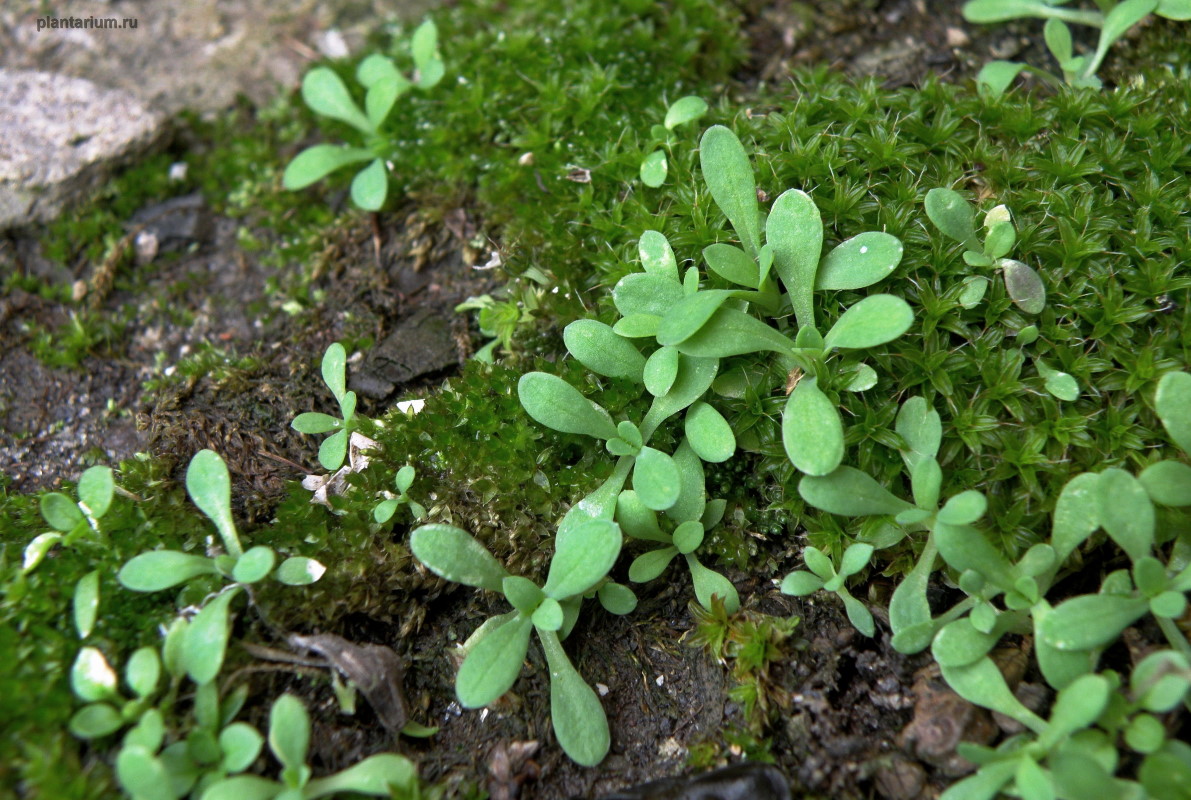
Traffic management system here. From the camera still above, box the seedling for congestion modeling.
[117,450,325,685]
[780,543,875,636]
[291,342,365,471]
[410,521,636,765]
[639,95,708,188]
[198,694,417,799]
[283,20,445,210]
[23,465,115,572]
[963,0,1191,94]
[373,465,427,523]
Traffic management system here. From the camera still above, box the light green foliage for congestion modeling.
[373,465,428,524]
[639,96,709,188]
[291,342,367,471]
[410,521,633,765]
[964,0,1187,93]
[781,543,875,636]
[284,20,445,210]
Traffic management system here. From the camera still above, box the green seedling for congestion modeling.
[639,95,708,188]
[780,543,876,636]
[373,465,427,523]
[925,189,1047,315]
[291,342,366,471]
[68,645,163,741]
[117,450,325,685]
[618,489,740,613]
[198,694,418,800]
[411,521,636,765]
[23,465,115,572]
[283,20,445,210]
[963,0,1191,94]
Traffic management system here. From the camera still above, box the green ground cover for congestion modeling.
[3,0,1190,797]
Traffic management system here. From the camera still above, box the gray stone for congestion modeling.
[0,68,164,230]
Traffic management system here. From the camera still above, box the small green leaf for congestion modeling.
[564,320,646,382]
[598,582,638,615]
[518,373,617,440]
[782,377,844,477]
[1132,650,1191,712]
[1040,593,1150,651]
[351,159,388,211]
[21,532,61,573]
[938,491,987,525]
[799,466,912,516]
[1098,468,1154,561]
[125,646,160,698]
[291,412,341,434]
[1102,0,1159,44]
[503,576,544,614]
[637,231,679,282]
[457,614,533,708]
[703,243,759,288]
[220,722,264,773]
[629,547,678,582]
[78,466,114,518]
[116,746,174,800]
[73,570,100,639]
[544,519,622,599]
[187,449,241,558]
[841,362,878,392]
[935,521,1017,592]
[983,221,1015,260]
[161,618,188,679]
[72,646,118,702]
[816,232,903,290]
[269,694,310,771]
[41,492,84,532]
[822,294,913,351]
[301,67,372,133]
[318,429,348,471]
[839,543,874,578]
[643,345,680,397]
[233,546,276,584]
[1140,460,1191,506]
[889,536,937,651]
[841,591,875,637]
[640,357,719,441]
[665,439,707,523]
[676,306,794,358]
[538,629,609,766]
[910,458,943,511]
[613,313,661,338]
[976,61,1027,97]
[684,402,735,463]
[321,343,347,398]
[686,553,740,613]
[1052,472,1101,562]
[925,188,976,245]
[283,145,373,190]
[940,657,1046,732]
[364,77,405,129]
[411,524,509,592]
[664,96,708,129]
[200,776,283,800]
[672,520,704,554]
[184,587,240,685]
[123,707,164,753]
[1156,371,1191,454]
[1040,674,1111,749]
[958,275,990,309]
[781,571,825,596]
[640,150,667,187]
[613,272,685,317]
[118,551,216,592]
[1151,591,1187,619]
[615,490,669,543]
[767,188,823,330]
[933,618,1000,668]
[656,291,735,347]
[274,556,326,586]
[633,447,682,511]
[700,126,761,257]
[532,597,564,631]
[1158,0,1191,18]
[306,753,416,798]
[69,703,123,739]
[411,19,440,72]
[357,53,401,87]
[1000,259,1046,315]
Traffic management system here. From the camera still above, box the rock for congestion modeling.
[128,193,212,252]
[0,68,164,230]
[591,763,791,800]
[350,309,460,399]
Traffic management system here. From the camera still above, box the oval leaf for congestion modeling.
[703,243,759,288]
[1156,371,1191,454]
[1140,460,1191,507]
[638,231,679,282]
[643,345,680,397]
[183,587,240,685]
[269,694,311,770]
[1000,259,1046,315]
[41,492,83,532]
[539,629,609,766]
[1039,593,1150,651]
[73,570,100,639]
[676,306,794,358]
[283,145,373,190]
[118,551,216,592]
[700,126,761,257]
[186,450,240,557]
[684,402,735,463]
[116,746,173,800]
[633,447,682,511]
[232,546,277,584]
[351,158,388,211]
[783,377,844,477]
[664,95,708,130]
[71,646,117,702]
[1098,468,1154,562]
[767,189,823,330]
[544,519,622,599]
[656,290,735,347]
[816,232,904,291]
[518,372,617,440]
[274,556,326,586]
[457,614,533,708]
[822,294,914,351]
[301,67,372,133]
[598,582,638,615]
[686,554,740,613]
[564,320,645,382]
[613,273,684,317]
[925,188,976,244]
[305,753,416,797]
[78,466,114,518]
[640,150,667,188]
[629,547,678,582]
[410,524,509,592]
[799,466,914,518]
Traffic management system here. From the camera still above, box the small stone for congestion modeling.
[315,29,350,59]
[946,27,970,48]
[518,152,535,166]
[168,162,189,182]
[135,231,160,265]
[596,683,609,696]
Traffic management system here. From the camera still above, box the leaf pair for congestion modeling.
[781,544,875,636]
[373,465,428,523]
[639,95,708,187]
[24,465,116,574]
[291,343,363,471]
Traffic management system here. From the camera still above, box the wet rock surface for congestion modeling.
[351,309,462,400]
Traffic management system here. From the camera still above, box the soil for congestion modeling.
[1,2,1181,799]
